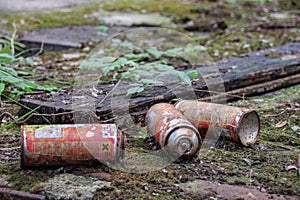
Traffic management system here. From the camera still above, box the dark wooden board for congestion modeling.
[18,43,300,125]
[19,25,127,52]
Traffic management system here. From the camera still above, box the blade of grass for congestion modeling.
[0,93,51,130]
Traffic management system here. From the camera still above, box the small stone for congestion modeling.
[291,126,300,131]
[82,47,91,52]
[152,192,159,196]
[43,174,111,200]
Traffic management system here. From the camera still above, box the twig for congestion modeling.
[10,22,17,57]
[16,110,77,125]
[0,112,16,125]
[194,89,250,100]
[262,141,294,151]
[0,187,45,200]
[298,154,300,177]
[0,147,20,151]
[262,110,286,117]
[34,41,44,56]
[16,108,102,125]
[97,80,121,106]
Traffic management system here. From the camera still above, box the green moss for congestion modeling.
[102,0,200,16]
[1,3,101,31]
[8,169,51,192]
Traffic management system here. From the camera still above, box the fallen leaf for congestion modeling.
[275,120,287,128]
[285,165,298,171]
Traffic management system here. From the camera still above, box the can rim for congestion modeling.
[236,110,260,146]
[164,123,202,157]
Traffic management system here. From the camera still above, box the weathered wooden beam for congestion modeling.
[19,25,127,52]
[18,42,300,124]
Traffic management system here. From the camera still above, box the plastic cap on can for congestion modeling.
[166,128,200,157]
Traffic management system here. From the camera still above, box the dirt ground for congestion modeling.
[0,0,299,199]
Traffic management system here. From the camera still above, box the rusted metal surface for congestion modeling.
[175,100,260,146]
[0,187,45,200]
[146,103,202,158]
[21,124,125,168]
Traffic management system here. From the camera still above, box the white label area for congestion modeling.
[34,127,63,139]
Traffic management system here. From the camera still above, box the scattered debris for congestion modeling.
[285,165,298,171]
[275,120,287,128]
[291,126,300,131]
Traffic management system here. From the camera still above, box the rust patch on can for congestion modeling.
[146,103,202,158]
[21,124,125,168]
[175,100,260,146]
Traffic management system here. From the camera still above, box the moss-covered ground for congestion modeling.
[0,0,299,199]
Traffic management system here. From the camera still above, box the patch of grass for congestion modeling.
[205,30,299,61]
[1,3,101,31]
[102,0,201,16]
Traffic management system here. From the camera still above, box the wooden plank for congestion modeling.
[20,26,127,52]
[18,43,300,124]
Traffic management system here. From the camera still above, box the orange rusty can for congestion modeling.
[146,103,202,158]
[21,124,125,168]
[175,100,260,146]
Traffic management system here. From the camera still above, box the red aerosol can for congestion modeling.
[175,100,260,146]
[21,124,125,168]
[146,103,202,158]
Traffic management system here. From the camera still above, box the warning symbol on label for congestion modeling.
[100,142,111,152]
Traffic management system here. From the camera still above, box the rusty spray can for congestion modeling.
[21,124,125,168]
[175,100,260,146]
[146,103,202,158]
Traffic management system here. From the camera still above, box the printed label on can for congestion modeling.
[34,127,62,139]
[102,124,111,138]
[100,141,111,152]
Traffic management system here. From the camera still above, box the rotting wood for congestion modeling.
[200,73,300,102]
[19,26,127,52]
[0,188,45,200]
[18,43,300,124]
